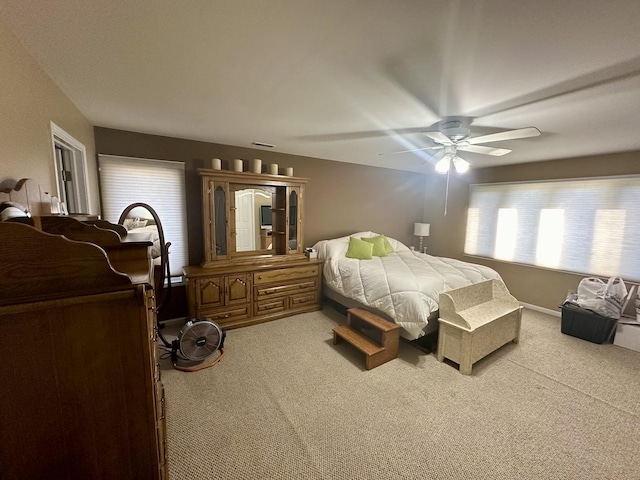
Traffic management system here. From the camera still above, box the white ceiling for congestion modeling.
[2,0,640,172]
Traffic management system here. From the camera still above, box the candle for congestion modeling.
[285,167,294,176]
[252,159,262,174]
[210,158,221,170]
[233,159,243,172]
[269,163,279,175]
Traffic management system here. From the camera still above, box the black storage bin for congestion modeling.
[560,302,618,344]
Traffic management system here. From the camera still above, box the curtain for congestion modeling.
[465,175,640,281]
[98,155,188,276]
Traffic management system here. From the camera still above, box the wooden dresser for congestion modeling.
[184,169,323,329]
[0,222,167,480]
[185,257,323,328]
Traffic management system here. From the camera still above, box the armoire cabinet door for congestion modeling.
[196,277,224,309]
[226,274,251,305]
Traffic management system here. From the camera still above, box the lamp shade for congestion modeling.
[435,157,450,174]
[414,223,430,236]
[452,156,469,174]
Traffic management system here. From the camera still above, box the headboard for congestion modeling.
[0,178,52,216]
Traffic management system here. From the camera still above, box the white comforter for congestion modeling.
[128,224,161,258]
[313,232,502,339]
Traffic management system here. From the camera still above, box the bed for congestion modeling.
[313,231,503,340]
[122,213,162,260]
[124,219,161,264]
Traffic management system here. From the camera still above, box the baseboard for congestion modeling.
[520,302,561,317]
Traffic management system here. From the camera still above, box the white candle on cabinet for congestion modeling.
[269,163,279,175]
[210,158,222,170]
[233,159,243,172]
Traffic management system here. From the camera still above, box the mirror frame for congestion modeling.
[118,202,170,311]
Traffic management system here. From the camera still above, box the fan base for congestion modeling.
[173,348,225,373]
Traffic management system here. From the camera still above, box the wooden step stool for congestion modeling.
[332,308,401,370]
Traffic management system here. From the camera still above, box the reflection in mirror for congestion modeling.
[214,187,227,255]
[118,203,171,312]
[234,187,273,252]
[289,190,298,251]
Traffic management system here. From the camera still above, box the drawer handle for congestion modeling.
[264,304,280,310]
[218,313,231,319]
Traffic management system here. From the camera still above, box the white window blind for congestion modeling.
[464,176,640,281]
[98,155,188,276]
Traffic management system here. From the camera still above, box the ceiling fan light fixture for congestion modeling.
[452,157,470,174]
[443,145,457,156]
[435,157,450,174]
[443,126,470,142]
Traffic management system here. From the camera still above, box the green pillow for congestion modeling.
[379,235,394,254]
[361,236,388,257]
[346,237,374,259]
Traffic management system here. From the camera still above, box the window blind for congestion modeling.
[464,176,640,281]
[98,155,188,276]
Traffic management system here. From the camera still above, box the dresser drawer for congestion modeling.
[255,297,287,315]
[255,280,316,299]
[157,416,167,471]
[254,265,319,284]
[151,340,160,372]
[291,291,318,308]
[200,305,249,324]
[155,382,165,422]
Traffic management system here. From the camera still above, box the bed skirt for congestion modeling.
[322,286,439,340]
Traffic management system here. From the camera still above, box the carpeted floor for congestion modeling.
[160,305,640,480]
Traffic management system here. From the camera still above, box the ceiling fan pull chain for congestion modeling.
[444,168,450,217]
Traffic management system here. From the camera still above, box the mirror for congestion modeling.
[118,203,171,312]
[232,186,274,253]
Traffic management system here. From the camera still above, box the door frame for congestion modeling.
[50,122,90,214]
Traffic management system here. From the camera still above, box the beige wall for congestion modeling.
[0,19,96,211]
[429,151,640,312]
[94,128,429,265]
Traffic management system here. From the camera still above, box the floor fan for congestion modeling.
[170,318,226,372]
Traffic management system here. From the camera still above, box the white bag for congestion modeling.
[576,276,627,318]
[577,277,605,300]
[596,276,627,318]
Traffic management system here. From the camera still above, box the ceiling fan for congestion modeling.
[383,117,541,174]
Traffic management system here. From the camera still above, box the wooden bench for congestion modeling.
[437,279,522,375]
[333,308,400,370]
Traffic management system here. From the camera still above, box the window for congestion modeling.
[98,155,188,277]
[464,176,640,281]
[50,122,90,214]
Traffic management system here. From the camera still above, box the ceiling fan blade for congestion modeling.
[468,127,541,145]
[422,131,452,144]
[458,144,512,156]
[379,145,443,156]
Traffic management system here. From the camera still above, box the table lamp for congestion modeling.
[413,223,430,253]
